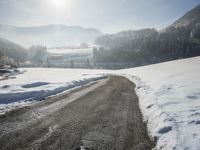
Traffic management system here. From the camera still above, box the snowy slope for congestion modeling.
[119,56,200,150]
[0,68,109,114]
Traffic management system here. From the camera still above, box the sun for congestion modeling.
[51,0,67,8]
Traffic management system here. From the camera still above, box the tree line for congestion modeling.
[93,26,200,68]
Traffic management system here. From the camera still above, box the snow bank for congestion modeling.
[0,68,109,114]
[119,57,200,150]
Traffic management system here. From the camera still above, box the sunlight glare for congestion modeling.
[51,0,68,8]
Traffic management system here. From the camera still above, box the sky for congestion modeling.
[0,0,200,33]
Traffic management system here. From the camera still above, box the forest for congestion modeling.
[93,26,200,68]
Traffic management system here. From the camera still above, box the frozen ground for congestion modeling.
[0,68,109,114]
[119,56,200,150]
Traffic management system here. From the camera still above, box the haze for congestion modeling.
[0,0,200,33]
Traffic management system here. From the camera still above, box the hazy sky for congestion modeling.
[0,0,200,33]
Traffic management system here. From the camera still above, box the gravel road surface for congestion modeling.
[0,76,155,150]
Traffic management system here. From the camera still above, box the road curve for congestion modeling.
[0,76,155,150]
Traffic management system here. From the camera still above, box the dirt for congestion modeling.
[0,76,155,150]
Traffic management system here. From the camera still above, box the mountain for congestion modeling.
[0,24,102,47]
[0,37,28,62]
[171,4,200,28]
[93,4,200,69]
[164,4,200,40]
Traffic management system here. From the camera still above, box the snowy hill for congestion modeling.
[119,56,200,150]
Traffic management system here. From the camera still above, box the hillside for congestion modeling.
[0,24,102,47]
[119,56,200,149]
[171,4,200,28]
[94,4,200,69]
[165,4,200,40]
[0,37,28,62]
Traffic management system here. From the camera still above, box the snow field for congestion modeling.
[119,56,200,150]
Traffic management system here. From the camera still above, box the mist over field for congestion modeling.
[0,24,102,47]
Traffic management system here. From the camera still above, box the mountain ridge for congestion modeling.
[171,4,200,28]
[93,4,200,68]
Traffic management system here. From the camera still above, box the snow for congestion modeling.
[119,56,200,150]
[0,68,109,114]
[1,56,200,149]
[47,48,92,54]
